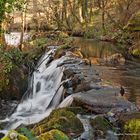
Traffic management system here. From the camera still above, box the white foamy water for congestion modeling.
[1,47,69,131]
[58,95,74,108]
[4,32,29,46]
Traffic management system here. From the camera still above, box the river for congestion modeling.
[0,34,139,139]
[3,33,140,108]
[73,37,140,108]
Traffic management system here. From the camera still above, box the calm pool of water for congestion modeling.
[74,37,140,107]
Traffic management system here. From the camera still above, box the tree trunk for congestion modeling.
[19,0,27,51]
[0,21,6,47]
[62,0,71,30]
[102,1,105,34]
[102,10,105,32]
[33,0,39,31]
[89,0,93,22]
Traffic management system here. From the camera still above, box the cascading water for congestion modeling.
[4,32,29,46]
[0,46,68,132]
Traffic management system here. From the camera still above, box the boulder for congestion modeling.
[123,119,140,140]
[90,116,119,140]
[0,133,5,139]
[37,129,70,140]
[69,87,136,114]
[106,53,125,65]
[0,65,28,100]
[90,116,112,138]
[63,68,74,78]
[73,81,91,93]
[31,108,84,138]
[1,130,28,140]
[118,112,140,129]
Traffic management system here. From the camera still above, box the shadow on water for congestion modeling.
[73,37,140,107]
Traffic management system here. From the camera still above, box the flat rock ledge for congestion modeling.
[72,87,137,114]
[59,53,138,114]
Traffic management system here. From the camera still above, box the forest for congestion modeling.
[0,0,140,140]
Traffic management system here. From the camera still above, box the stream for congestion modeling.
[4,33,140,107]
[0,34,139,139]
[74,37,140,108]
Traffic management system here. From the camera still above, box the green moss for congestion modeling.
[90,116,112,133]
[0,46,24,95]
[56,44,71,52]
[37,129,70,140]
[56,38,73,52]
[132,49,140,57]
[31,38,48,48]
[1,130,28,140]
[58,32,69,38]
[124,119,140,140]
[31,108,84,137]
[17,127,37,140]
[64,107,84,115]
[55,38,73,58]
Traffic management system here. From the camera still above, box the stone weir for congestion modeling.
[58,52,137,113]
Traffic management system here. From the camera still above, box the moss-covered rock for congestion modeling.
[1,130,28,140]
[0,65,28,100]
[64,107,84,115]
[123,119,140,140]
[37,129,70,140]
[17,127,37,140]
[106,53,125,65]
[90,116,111,132]
[31,108,84,138]
[131,48,140,57]
[54,37,73,58]
[118,112,140,140]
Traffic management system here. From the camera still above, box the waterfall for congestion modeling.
[1,47,68,131]
[58,95,74,108]
[4,32,29,46]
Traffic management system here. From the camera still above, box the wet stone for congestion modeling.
[70,87,136,114]
[66,88,73,95]
[0,133,5,139]
[36,82,41,93]
[63,69,75,78]
[63,80,72,89]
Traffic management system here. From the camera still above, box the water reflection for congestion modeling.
[74,37,119,59]
[74,37,140,107]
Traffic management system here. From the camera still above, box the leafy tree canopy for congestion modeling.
[0,0,15,23]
